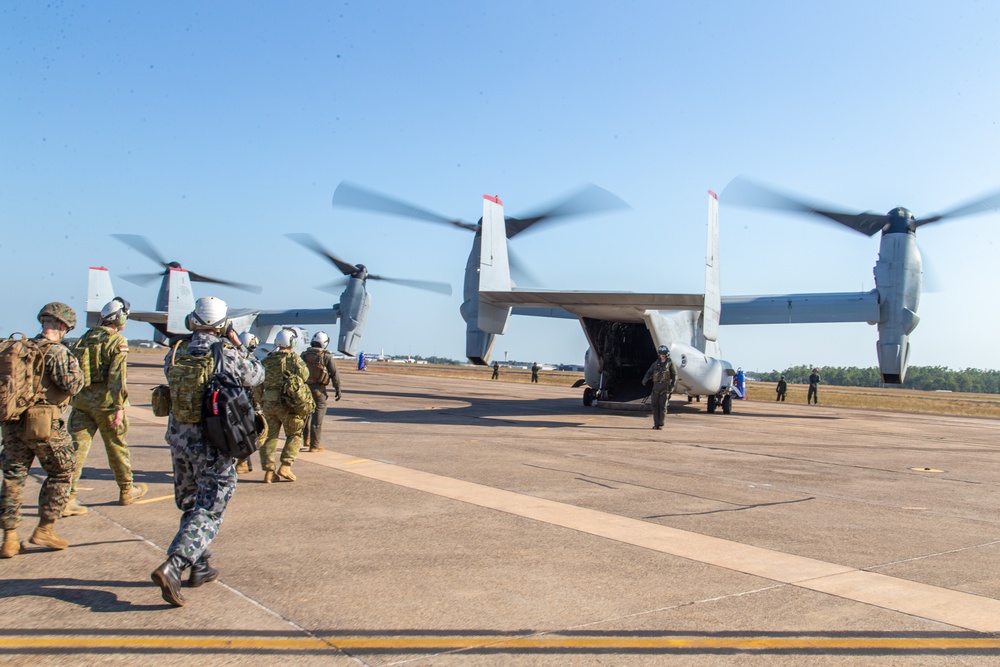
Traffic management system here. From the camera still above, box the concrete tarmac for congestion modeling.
[3,360,1000,665]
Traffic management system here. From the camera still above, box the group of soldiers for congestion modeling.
[0,296,343,609]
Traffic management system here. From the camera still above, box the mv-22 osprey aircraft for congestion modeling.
[85,234,449,355]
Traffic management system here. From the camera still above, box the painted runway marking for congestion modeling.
[3,635,1000,653]
[131,494,175,505]
[314,450,1000,633]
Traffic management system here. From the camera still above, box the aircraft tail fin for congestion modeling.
[166,268,196,334]
[703,190,721,342]
[476,194,512,335]
[86,266,116,328]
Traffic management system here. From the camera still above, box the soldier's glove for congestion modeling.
[335,390,342,402]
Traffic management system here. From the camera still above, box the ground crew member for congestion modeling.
[808,368,820,404]
[301,331,341,453]
[259,329,310,482]
[152,296,263,606]
[642,345,676,430]
[492,361,500,380]
[1,303,85,558]
[65,297,147,515]
[776,376,787,402]
[235,332,265,475]
[531,362,540,383]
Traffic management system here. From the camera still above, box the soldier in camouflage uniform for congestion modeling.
[259,329,310,483]
[1,303,85,558]
[642,345,676,431]
[301,331,341,453]
[151,297,264,607]
[65,298,147,516]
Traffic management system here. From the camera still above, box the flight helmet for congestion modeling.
[37,302,77,330]
[274,328,297,348]
[312,331,329,349]
[101,296,130,327]
[186,296,228,331]
[657,345,669,356]
[239,332,259,351]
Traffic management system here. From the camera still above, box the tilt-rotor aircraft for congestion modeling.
[86,235,449,356]
[331,182,629,365]
[476,190,745,413]
[719,178,1000,384]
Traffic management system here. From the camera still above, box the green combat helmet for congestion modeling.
[37,302,76,330]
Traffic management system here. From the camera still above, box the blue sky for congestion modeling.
[3,1,999,371]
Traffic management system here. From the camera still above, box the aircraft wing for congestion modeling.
[254,308,342,326]
[720,290,879,324]
[126,309,168,325]
[481,289,704,323]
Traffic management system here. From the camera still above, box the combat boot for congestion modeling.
[235,460,250,474]
[62,497,89,517]
[119,482,149,506]
[151,554,188,607]
[263,471,275,484]
[276,464,296,482]
[308,446,325,452]
[1,529,20,558]
[188,551,219,588]
[29,521,68,550]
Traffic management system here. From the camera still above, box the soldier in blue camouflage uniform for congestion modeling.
[642,345,676,431]
[65,297,147,516]
[1,303,85,558]
[150,297,263,607]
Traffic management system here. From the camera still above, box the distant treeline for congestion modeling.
[752,365,1000,394]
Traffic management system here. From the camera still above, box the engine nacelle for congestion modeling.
[873,231,921,384]
[671,342,735,396]
[338,277,371,357]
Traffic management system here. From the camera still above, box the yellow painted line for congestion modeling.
[131,494,175,505]
[309,450,1000,633]
[2,635,1000,651]
[342,459,370,465]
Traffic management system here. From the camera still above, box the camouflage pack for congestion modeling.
[167,340,217,423]
[0,333,45,422]
[281,372,315,418]
[73,326,117,387]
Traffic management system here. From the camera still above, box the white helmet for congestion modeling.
[187,296,228,331]
[312,331,329,348]
[100,296,130,326]
[239,332,259,350]
[274,328,297,348]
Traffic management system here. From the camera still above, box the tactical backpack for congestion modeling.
[73,327,119,388]
[302,347,330,385]
[167,340,217,423]
[262,353,314,417]
[202,368,259,460]
[0,333,45,422]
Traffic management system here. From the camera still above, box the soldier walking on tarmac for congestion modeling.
[775,376,787,402]
[259,329,312,483]
[1,303,85,558]
[531,362,540,383]
[642,345,676,430]
[65,297,147,515]
[301,331,341,453]
[151,296,263,606]
[808,368,821,405]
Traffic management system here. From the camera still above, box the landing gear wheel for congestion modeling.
[707,395,717,414]
[722,394,733,415]
[583,387,594,406]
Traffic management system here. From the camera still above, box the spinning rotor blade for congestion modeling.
[368,275,453,295]
[113,234,169,267]
[914,186,1000,228]
[121,272,165,287]
[316,277,350,294]
[504,184,630,239]
[187,270,263,295]
[722,177,888,237]
[286,233,359,276]
[333,182,478,232]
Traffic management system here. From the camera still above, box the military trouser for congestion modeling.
[68,407,133,496]
[165,420,236,566]
[302,385,329,450]
[776,391,786,401]
[1,419,75,530]
[260,409,305,471]
[650,390,669,428]
[808,385,819,404]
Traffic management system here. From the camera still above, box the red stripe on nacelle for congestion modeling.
[483,194,503,205]
[169,267,189,273]
[89,266,109,271]
[708,190,718,200]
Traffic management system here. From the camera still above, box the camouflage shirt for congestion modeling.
[71,325,129,411]
[163,332,265,389]
[34,335,85,407]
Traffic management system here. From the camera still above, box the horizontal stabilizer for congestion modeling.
[254,308,342,326]
[481,289,704,323]
[720,290,879,325]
